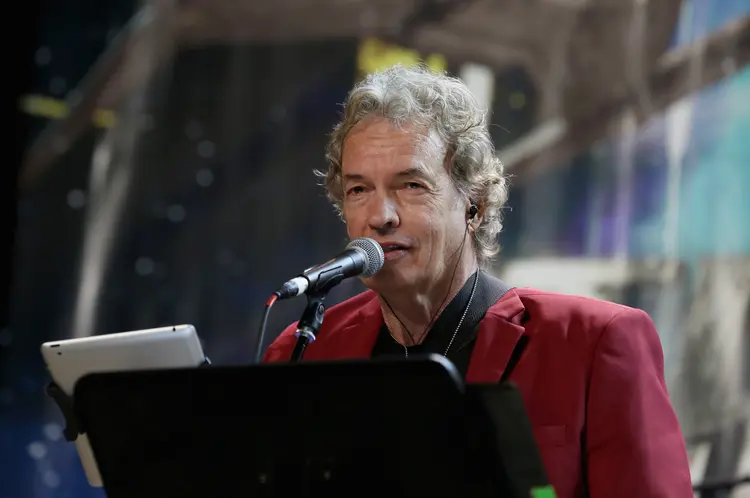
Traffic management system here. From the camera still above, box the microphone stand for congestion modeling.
[290,290,329,363]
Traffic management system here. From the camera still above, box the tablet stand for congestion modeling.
[71,356,555,498]
[45,381,82,442]
[44,356,212,442]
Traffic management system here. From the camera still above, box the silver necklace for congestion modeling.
[390,271,479,358]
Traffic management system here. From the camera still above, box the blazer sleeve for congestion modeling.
[586,308,693,497]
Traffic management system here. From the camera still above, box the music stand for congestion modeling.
[72,354,554,498]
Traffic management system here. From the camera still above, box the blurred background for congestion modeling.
[1,0,749,496]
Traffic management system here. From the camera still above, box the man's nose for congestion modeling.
[367,194,399,232]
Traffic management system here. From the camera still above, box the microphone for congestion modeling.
[274,237,384,300]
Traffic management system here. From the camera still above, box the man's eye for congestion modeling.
[346,186,365,195]
[406,182,423,189]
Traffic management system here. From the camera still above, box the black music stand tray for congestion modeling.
[72,354,555,498]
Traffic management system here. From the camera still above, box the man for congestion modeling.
[263,64,693,497]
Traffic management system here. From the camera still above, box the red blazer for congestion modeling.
[264,287,693,497]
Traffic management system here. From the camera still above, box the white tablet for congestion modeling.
[40,324,207,487]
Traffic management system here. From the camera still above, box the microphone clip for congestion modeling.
[290,290,328,363]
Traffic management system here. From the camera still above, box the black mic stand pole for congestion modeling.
[290,290,328,363]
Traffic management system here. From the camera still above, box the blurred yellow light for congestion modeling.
[19,94,116,128]
[509,92,526,110]
[357,37,447,76]
[21,95,68,119]
[93,109,117,128]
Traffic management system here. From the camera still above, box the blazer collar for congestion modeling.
[465,288,527,384]
[303,286,528,386]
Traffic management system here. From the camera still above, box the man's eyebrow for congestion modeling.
[342,167,432,182]
[395,167,431,179]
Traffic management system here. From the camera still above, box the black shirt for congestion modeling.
[370,271,512,378]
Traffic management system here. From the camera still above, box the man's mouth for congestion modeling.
[381,243,409,252]
[379,242,410,260]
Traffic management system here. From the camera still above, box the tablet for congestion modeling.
[40,324,207,487]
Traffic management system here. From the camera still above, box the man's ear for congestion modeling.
[467,202,484,231]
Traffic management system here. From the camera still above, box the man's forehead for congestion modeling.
[341,148,439,179]
[342,120,444,177]
[348,115,416,134]
[345,119,419,150]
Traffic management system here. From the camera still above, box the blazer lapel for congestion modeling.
[465,289,527,384]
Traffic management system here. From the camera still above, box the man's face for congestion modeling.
[341,118,469,294]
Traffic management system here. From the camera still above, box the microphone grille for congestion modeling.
[346,237,384,277]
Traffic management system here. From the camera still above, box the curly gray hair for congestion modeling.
[318,64,509,268]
